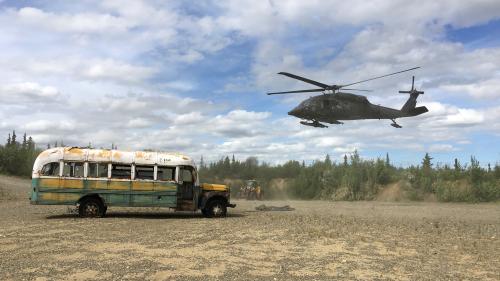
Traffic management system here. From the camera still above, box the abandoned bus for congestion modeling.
[30,147,235,218]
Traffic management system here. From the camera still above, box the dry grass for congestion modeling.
[0,175,498,280]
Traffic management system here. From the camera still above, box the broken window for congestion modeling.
[40,162,60,177]
[135,166,154,180]
[111,164,131,179]
[180,168,194,183]
[88,163,109,178]
[157,166,175,182]
[62,162,84,178]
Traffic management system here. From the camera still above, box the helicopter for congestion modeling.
[267,67,428,128]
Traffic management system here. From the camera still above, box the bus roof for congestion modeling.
[34,147,196,169]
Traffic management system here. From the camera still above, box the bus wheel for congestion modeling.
[79,198,105,218]
[203,199,227,218]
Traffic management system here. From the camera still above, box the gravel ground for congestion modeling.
[0,175,499,280]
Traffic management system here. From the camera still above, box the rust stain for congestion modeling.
[87,180,108,190]
[108,180,130,190]
[132,181,155,191]
[96,150,111,158]
[40,193,80,202]
[112,151,122,159]
[65,147,84,155]
[61,179,84,189]
[39,178,60,188]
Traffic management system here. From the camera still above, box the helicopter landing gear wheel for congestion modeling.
[390,119,402,128]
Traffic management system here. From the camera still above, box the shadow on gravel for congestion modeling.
[45,212,246,220]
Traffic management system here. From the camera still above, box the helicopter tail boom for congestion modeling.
[406,106,428,116]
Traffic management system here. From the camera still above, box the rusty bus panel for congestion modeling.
[87,149,112,163]
[134,151,156,165]
[111,150,134,164]
[63,147,87,161]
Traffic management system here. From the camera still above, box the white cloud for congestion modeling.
[15,7,131,34]
[127,118,153,128]
[0,82,61,103]
[82,59,155,82]
[174,112,204,125]
[209,110,272,138]
[428,144,457,152]
[24,119,76,132]
[441,79,500,99]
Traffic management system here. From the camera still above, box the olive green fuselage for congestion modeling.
[288,93,426,124]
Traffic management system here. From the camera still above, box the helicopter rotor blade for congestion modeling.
[341,67,420,88]
[277,72,330,88]
[342,88,373,92]
[267,88,325,95]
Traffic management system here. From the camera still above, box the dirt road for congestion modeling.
[0,175,499,280]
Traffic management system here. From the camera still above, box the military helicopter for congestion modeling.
[267,67,427,128]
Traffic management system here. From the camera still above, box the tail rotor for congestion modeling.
[399,76,424,95]
[400,76,427,115]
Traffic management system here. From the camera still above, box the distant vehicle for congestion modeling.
[238,180,263,200]
[267,67,428,128]
[30,147,235,218]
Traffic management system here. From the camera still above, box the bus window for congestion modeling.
[111,164,131,179]
[157,166,175,181]
[88,163,109,178]
[40,162,60,176]
[62,162,84,178]
[135,166,154,180]
[180,168,193,183]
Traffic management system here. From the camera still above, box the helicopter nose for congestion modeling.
[288,106,302,117]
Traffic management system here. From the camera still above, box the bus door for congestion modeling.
[178,166,197,211]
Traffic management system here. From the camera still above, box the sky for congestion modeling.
[0,0,499,167]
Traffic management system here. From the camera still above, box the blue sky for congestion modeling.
[0,0,499,167]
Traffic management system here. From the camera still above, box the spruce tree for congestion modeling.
[11,130,17,145]
[420,153,433,192]
[325,154,332,167]
[22,133,27,149]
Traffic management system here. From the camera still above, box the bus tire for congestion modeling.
[79,197,105,218]
[202,199,227,218]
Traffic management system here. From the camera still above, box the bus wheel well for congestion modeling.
[202,196,228,218]
[204,195,228,207]
[78,194,105,207]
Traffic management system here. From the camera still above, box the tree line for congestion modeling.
[199,151,500,202]
[0,131,41,177]
[0,131,498,202]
